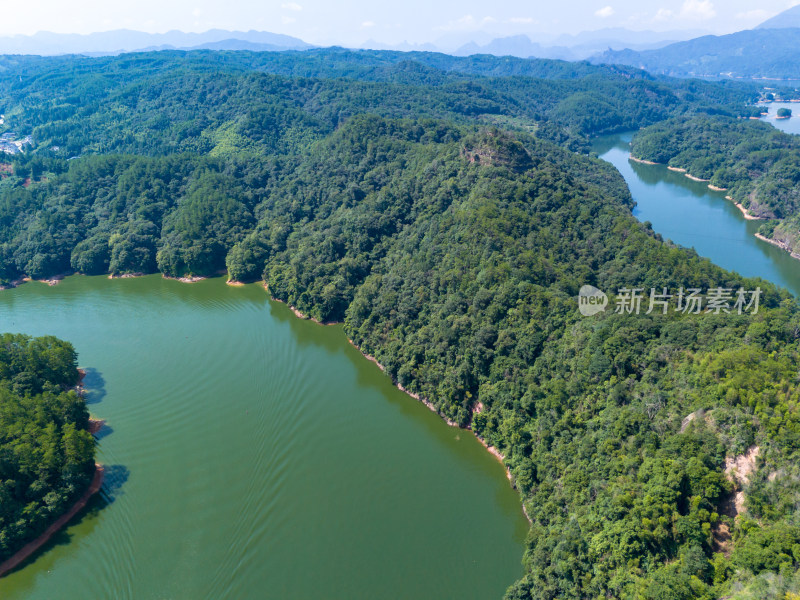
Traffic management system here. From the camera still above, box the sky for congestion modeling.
[0,0,798,46]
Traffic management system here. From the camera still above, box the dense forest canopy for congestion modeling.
[0,50,761,284]
[1,48,799,599]
[631,115,800,259]
[0,334,95,563]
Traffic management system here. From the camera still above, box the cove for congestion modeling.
[594,132,800,297]
[760,102,800,136]
[0,274,528,599]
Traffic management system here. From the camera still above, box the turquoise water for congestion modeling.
[761,102,800,135]
[594,133,800,296]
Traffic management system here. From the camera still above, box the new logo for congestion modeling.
[578,285,608,316]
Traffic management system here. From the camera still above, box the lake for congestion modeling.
[0,275,528,599]
[594,132,800,297]
[760,101,800,135]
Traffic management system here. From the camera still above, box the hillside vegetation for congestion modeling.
[1,50,799,599]
[0,334,95,563]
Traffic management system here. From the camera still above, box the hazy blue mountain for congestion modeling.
[592,28,800,80]
[550,27,709,47]
[0,29,312,55]
[360,28,695,58]
[756,5,800,29]
[358,39,440,52]
[453,29,706,60]
[455,35,574,60]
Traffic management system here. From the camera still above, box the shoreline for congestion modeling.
[628,161,796,254]
[163,274,206,284]
[684,173,710,183]
[348,335,528,515]
[262,285,531,522]
[628,154,658,165]
[754,232,800,261]
[2,271,234,290]
[263,284,338,326]
[0,464,105,578]
[725,196,763,221]
[363,335,530,515]
[628,158,773,222]
[163,269,227,284]
[631,158,721,187]
[25,273,70,286]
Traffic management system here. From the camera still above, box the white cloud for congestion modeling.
[438,14,475,31]
[735,9,768,20]
[595,6,615,18]
[654,8,674,21]
[281,16,296,25]
[361,20,375,28]
[654,0,715,22]
[508,17,535,24]
[435,14,496,31]
[681,0,716,20]
[281,2,302,11]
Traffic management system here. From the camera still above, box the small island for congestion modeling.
[777,107,793,119]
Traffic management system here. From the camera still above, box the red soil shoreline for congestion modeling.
[0,463,105,578]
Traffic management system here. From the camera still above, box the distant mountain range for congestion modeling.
[592,6,800,80]
[359,28,708,61]
[451,28,710,61]
[592,29,800,80]
[0,9,797,83]
[0,25,709,63]
[0,29,313,55]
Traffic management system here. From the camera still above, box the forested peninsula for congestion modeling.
[631,115,800,259]
[0,334,97,567]
[1,49,800,598]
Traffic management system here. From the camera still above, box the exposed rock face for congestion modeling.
[713,445,760,555]
[725,445,760,516]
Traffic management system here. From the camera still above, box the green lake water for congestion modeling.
[0,275,528,599]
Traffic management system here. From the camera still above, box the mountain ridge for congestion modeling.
[592,27,800,80]
[0,29,313,55]
[756,5,800,29]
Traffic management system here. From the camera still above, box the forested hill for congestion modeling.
[0,334,96,563]
[2,50,800,598]
[631,115,800,257]
[0,49,759,284]
[4,116,800,599]
[0,48,758,152]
